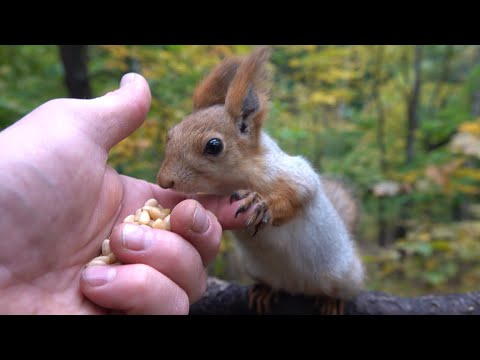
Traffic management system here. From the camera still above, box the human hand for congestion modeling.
[0,73,250,314]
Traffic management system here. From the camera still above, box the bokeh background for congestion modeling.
[1,45,480,296]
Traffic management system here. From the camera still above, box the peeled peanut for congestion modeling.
[144,198,158,208]
[107,252,117,263]
[123,214,135,223]
[86,259,108,267]
[138,210,151,225]
[163,214,171,230]
[87,200,172,267]
[101,239,111,256]
[144,206,163,220]
[158,209,171,220]
[152,219,168,230]
[134,208,142,221]
[86,255,111,267]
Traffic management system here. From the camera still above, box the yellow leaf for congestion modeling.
[452,183,480,194]
[459,121,480,136]
[453,167,480,181]
[309,91,337,105]
[419,233,430,242]
[288,58,301,68]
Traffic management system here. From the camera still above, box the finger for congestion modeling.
[189,194,257,231]
[4,73,151,153]
[114,175,187,225]
[77,72,152,151]
[109,223,208,303]
[80,263,190,315]
[169,199,222,267]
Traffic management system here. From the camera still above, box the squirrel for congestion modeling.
[157,46,365,314]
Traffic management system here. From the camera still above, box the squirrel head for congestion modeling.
[157,46,272,195]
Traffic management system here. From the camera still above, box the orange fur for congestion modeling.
[192,57,242,111]
[321,178,359,234]
[157,47,365,303]
[225,46,271,119]
[158,46,358,233]
[252,175,306,226]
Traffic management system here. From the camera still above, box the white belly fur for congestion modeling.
[232,188,364,299]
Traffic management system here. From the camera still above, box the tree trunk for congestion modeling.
[427,45,454,115]
[472,90,480,118]
[58,45,92,99]
[190,277,480,315]
[396,46,423,242]
[126,55,142,74]
[406,45,423,164]
[371,46,389,247]
[373,46,387,173]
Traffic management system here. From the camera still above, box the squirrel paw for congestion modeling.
[248,283,276,315]
[230,190,271,235]
[314,296,345,315]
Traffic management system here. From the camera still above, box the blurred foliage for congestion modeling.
[1,45,480,296]
[365,220,480,295]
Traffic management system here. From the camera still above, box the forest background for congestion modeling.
[1,45,479,296]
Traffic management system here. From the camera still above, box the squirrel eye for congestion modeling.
[204,138,224,156]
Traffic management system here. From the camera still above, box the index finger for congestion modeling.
[148,187,252,230]
[187,194,253,230]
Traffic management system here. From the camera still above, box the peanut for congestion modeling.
[138,210,151,225]
[144,198,159,208]
[86,259,108,267]
[134,208,142,221]
[86,198,172,268]
[123,214,135,223]
[144,206,163,220]
[158,209,171,219]
[163,215,171,231]
[101,239,111,256]
[152,219,168,230]
[107,252,117,263]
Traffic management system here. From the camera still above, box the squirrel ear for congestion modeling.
[241,86,260,120]
[225,46,271,134]
[192,57,242,111]
[235,86,261,135]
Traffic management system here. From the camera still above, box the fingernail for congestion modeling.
[122,224,153,251]
[191,204,210,233]
[120,73,138,88]
[83,266,116,287]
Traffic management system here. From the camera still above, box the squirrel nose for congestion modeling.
[157,172,175,189]
[161,179,174,189]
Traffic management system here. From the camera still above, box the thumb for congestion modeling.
[81,72,151,151]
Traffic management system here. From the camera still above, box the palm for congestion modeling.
[0,86,164,313]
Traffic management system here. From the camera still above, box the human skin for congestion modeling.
[0,73,252,314]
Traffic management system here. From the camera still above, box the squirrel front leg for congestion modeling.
[231,178,307,234]
[230,190,270,235]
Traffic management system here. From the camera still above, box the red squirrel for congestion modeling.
[157,46,365,314]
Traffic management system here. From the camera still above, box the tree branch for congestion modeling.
[189,277,480,315]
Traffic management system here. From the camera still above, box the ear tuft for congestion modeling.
[225,46,271,125]
[192,57,242,111]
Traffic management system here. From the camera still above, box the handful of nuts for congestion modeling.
[86,198,172,267]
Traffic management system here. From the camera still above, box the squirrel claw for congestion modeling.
[247,201,270,236]
[230,190,254,204]
[230,191,245,204]
[248,283,275,314]
[231,190,271,235]
[235,204,247,218]
[313,296,345,315]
